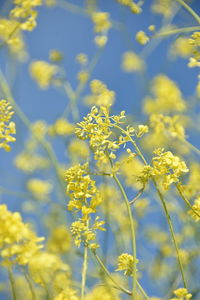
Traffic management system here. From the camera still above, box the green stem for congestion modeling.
[8,267,18,300]
[174,0,200,24]
[153,26,200,38]
[92,251,150,300]
[106,151,137,299]
[92,251,132,296]
[176,184,200,219]
[181,138,200,157]
[23,272,37,300]
[81,246,88,300]
[112,124,187,288]
[112,174,137,299]
[152,180,187,289]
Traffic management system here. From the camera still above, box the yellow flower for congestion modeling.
[151,0,173,18]
[115,0,142,14]
[85,79,115,107]
[10,0,41,31]
[0,99,16,151]
[30,61,58,89]
[136,30,149,45]
[0,204,44,265]
[92,12,111,33]
[171,288,192,300]
[54,287,79,300]
[188,197,200,222]
[116,253,139,276]
[29,251,69,285]
[143,75,186,114]
[47,225,71,253]
[48,118,74,136]
[27,178,52,201]
[121,51,145,72]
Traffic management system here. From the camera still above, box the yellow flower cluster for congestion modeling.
[29,251,69,285]
[10,0,42,31]
[122,51,145,72]
[0,19,26,58]
[182,163,200,199]
[85,285,121,300]
[30,61,58,89]
[27,178,52,201]
[15,151,49,173]
[136,30,149,45]
[92,12,111,33]
[0,99,16,151]
[149,114,185,140]
[143,75,186,114]
[116,253,138,276]
[48,118,74,136]
[140,148,189,190]
[188,197,200,222]
[170,37,193,59]
[47,225,71,254]
[170,288,192,300]
[115,0,142,14]
[54,287,79,300]
[76,106,149,164]
[151,0,173,18]
[84,79,115,107]
[91,11,111,47]
[75,106,126,163]
[65,163,105,249]
[188,31,200,65]
[0,204,44,265]
[68,139,90,161]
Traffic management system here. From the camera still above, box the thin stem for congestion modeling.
[8,267,18,300]
[112,124,187,288]
[181,138,200,157]
[23,272,37,300]
[92,251,132,296]
[174,0,200,25]
[153,26,200,38]
[176,184,200,219]
[152,180,187,289]
[112,174,137,299]
[81,246,88,300]
[106,152,137,299]
[92,251,151,300]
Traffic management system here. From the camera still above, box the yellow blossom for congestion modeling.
[0,99,16,151]
[85,80,115,107]
[92,12,111,33]
[94,35,108,47]
[49,49,63,62]
[188,197,200,222]
[143,75,186,114]
[0,204,44,265]
[54,287,79,300]
[116,253,139,276]
[30,61,58,89]
[28,251,69,285]
[48,118,74,136]
[27,178,52,201]
[171,288,192,300]
[47,225,71,253]
[121,51,145,72]
[115,0,142,14]
[136,30,149,45]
